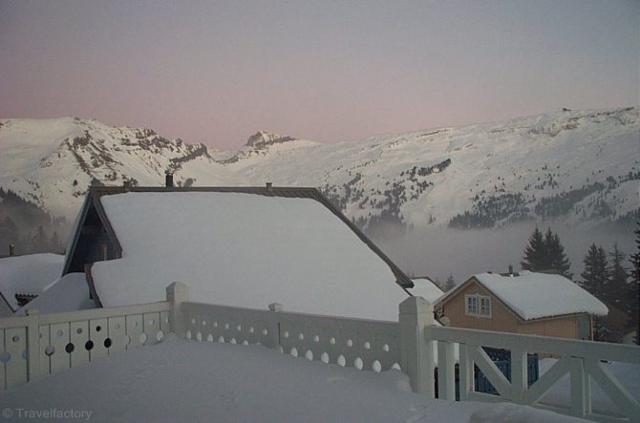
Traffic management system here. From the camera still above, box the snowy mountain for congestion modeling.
[1,108,638,232]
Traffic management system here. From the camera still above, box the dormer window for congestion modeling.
[465,294,491,318]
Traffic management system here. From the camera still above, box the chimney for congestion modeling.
[265,182,272,191]
[123,180,130,192]
[165,172,174,188]
[508,265,514,275]
[8,244,15,257]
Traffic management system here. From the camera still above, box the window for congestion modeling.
[479,296,491,317]
[465,294,491,318]
[466,295,478,315]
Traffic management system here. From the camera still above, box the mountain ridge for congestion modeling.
[1,107,638,233]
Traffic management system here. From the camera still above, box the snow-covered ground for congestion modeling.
[0,337,588,423]
[539,358,640,417]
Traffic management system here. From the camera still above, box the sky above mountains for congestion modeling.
[1,0,638,149]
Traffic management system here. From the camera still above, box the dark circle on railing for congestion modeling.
[85,340,94,351]
[104,338,112,348]
[65,343,75,353]
[95,325,102,332]
[44,345,55,356]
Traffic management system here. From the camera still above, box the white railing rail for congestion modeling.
[0,284,638,423]
[0,295,172,390]
[182,300,402,373]
[401,296,640,423]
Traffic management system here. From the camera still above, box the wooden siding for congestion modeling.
[440,278,588,340]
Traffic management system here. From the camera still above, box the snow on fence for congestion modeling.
[404,297,640,423]
[0,301,170,389]
[0,283,638,423]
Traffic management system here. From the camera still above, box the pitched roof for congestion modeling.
[0,253,63,312]
[436,270,608,321]
[65,186,413,321]
[409,277,444,303]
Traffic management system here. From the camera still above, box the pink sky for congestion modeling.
[1,1,638,149]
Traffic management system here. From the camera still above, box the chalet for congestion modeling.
[435,270,608,340]
[56,183,416,321]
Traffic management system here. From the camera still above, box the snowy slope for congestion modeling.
[1,107,638,231]
[0,117,227,218]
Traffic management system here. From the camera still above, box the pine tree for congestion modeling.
[444,274,456,291]
[521,227,547,271]
[580,244,608,299]
[629,221,640,344]
[30,225,48,253]
[544,229,572,278]
[606,243,628,310]
[581,244,609,340]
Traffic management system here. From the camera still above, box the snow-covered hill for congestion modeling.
[1,108,638,231]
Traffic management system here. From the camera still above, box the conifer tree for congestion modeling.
[544,229,572,278]
[521,227,547,271]
[444,274,456,291]
[606,243,628,309]
[629,221,640,344]
[580,244,608,300]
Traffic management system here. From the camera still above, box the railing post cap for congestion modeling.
[166,281,189,302]
[166,281,188,292]
[268,303,283,312]
[399,296,432,314]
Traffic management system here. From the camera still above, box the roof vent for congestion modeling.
[165,172,174,188]
[8,244,15,257]
[265,182,273,191]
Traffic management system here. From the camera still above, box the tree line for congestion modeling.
[520,224,639,343]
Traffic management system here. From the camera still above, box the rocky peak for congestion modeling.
[245,131,297,149]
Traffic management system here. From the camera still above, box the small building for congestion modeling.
[435,270,608,340]
[0,253,64,316]
[58,184,414,321]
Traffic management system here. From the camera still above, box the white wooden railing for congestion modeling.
[402,297,640,423]
[0,283,638,423]
[0,300,170,389]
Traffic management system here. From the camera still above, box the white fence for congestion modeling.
[0,301,170,389]
[0,283,638,423]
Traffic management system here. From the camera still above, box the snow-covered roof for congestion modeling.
[90,191,409,321]
[408,277,444,304]
[441,271,608,321]
[0,253,63,312]
[17,273,95,315]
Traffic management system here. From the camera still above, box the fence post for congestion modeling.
[166,282,188,337]
[511,348,528,404]
[268,303,283,351]
[25,309,41,382]
[570,356,591,418]
[399,296,435,397]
